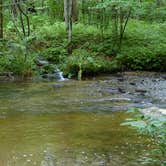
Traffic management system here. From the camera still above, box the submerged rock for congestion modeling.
[141,107,166,116]
[94,72,166,109]
[52,84,63,89]
[118,87,126,93]
[135,89,147,93]
[42,74,60,80]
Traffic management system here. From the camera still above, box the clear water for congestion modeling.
[0,79,155,166]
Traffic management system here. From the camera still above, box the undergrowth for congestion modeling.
[2,15,166,78]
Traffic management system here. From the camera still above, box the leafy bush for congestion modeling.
[41,44,67,63]
[0,39,35,77]
[35,21,66,40]
[115,20,166,71]
[61,48,112,79]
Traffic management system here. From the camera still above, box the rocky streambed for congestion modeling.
[89,72,166,113]
[1,71,166,110]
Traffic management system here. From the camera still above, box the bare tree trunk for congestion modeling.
[64,0,68,29]
[64,0,73,54]
[19,9,26,36]
[0,0,3,38]
[16,0,30,36]
[119,8,131,49]
[72,0,78,22]
[11,0,18,18]
[41,0,44,8]
[10,0,22,37]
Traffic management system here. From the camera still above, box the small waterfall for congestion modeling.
[36,56,67,81]
[54,68,66,81]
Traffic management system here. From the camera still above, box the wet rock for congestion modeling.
[118,88,126,93]
[141,107,166,116]
[140,80,145,84]
[129,82,136,86]
[161,74,166,80]
[36,56,66,81]
[52,84,63,89]
[38,60,48,66]
[92,72,166,108]
[102,88,119,94]
[36,57,48,66]
[135,89,147,93]
[117,77,124,82]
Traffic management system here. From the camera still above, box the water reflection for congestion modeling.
[0,80,155,166]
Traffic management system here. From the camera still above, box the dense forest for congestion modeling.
[0,0,166,80]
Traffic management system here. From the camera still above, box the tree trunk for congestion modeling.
[64,0,68,29]
[72,0,78,22]
[64,0,73,54]
[41,0,44,8]
[156,0,161,7]
[0,0,3,38]
[16,0,30,37]
[11,0,18,18]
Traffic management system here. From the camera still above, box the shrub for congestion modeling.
[41,43,67,63]
[61,48,113,79]
[0,39,35,77]
[122,108,166,166]
[115,20,166,71]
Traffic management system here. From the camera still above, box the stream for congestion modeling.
[0,72,165,166]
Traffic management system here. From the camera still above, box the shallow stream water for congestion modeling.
[0,73,165,166]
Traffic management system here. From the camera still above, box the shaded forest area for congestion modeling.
[0,0,166,80]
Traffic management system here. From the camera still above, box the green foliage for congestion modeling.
[42,64,55,74]
[73,23,101,38]
[115,20,166,71]
[94,0,133,50]
[0,39,35,77]
[133,1,166,23]
[2,0,166,78]
[31,18,166,75]
[42,45,67,63]
[35,21,66,40]
[122,108,166,166]
[9,53,35,77]
[47,0,64,20]
[61,48,112,79]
